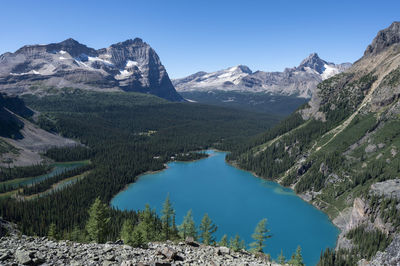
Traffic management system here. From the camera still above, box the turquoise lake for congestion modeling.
[111,150,339,265]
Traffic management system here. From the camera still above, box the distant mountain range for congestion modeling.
[173,53,351,98]
[0,38,183,101]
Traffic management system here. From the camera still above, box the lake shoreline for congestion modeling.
[111,149,339,265]
[226,153,341,249]
[111,151,212,202]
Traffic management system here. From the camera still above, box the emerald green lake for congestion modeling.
[111,150,338,265]
[4,161,87,189]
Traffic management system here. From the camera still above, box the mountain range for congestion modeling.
[0,38,183,101]
[173,53,351,98]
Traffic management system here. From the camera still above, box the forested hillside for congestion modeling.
[228,22,400,264]
[0,88,278,240]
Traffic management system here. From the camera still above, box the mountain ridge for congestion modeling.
[173,53,351,98]
[0,38,183,101]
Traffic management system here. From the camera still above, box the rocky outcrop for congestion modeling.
[0,38,183,101]
[347,198,370,231]
[365,233,400,266]
[364,22,400,56]
[370,179,400,200]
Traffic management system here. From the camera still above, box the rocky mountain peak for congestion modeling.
[364,21,400,56]
[230,65,252,74]
[47,38,98,57]
[298,53,327,74]
[0,38,183,101]
[109,38,146,49]
[59,38,80,45]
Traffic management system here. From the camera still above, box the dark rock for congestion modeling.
[364,22,400,56]
[185,237,200,247]
[297,162,312,175]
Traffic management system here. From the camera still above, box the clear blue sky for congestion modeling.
[0,0,399,78]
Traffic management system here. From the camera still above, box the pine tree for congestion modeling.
[131,226,146,248]
[139,204,158,242]
[161,194,176,240]
[277,249,286,264]
[178,209,197,240]
[219,234,228,247]
[249,218,271,253]
[120,219,134,245]
[288,246,305,266]
[240,239,246,250]
[71,226,81,242]
[85,197,110,243]
[229,234,243,251]
[199,213,217,245]
[48,223,57,240]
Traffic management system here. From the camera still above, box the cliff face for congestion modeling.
[0,38,183,101]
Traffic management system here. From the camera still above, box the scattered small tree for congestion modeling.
[71,226,82,242]
[199,213,217,245]
[48,223,57,240]
[219,234,228,247]
[229,234,245,251]
[249,218,271,253]
[277,249,286,264]
[131,226,146,248]
[288,246,305,266]
[85,197,110,243]
[120,219,134,245]
[161,194,177,240]
[139,204,159,242]
[178,209,197,240]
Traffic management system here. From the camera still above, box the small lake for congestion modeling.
[3,161,87,189]
[111,150,338,265]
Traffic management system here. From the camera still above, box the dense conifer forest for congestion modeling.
[0,89,279,240]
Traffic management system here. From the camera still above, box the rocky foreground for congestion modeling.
[0,234,281,266]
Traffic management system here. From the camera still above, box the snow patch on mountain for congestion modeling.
[173,53,351,98]
[126,60,138,67]
[321,64,340,80]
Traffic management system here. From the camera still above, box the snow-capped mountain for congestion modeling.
[173,53,351,98]
[0,38,183,101]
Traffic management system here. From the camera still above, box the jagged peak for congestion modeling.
[110,38,148,49]
[364,21,400,56]
[299,53,322,65]
[298,53,328,74]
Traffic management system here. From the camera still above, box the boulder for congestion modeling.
[185,237,200,247]
[217,246,230,255]
[160,247,183,261]
[15,250,32,265]
[365,144,377,153]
